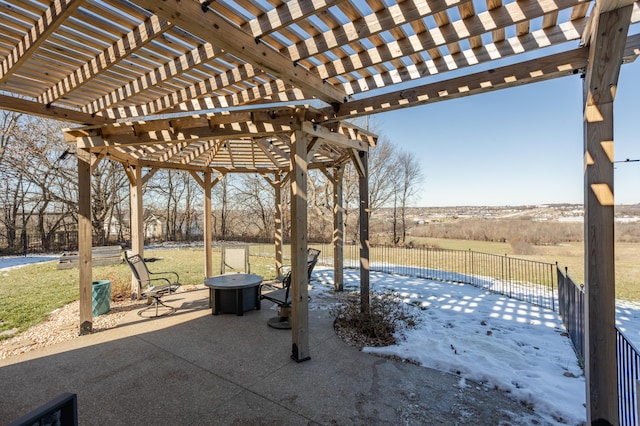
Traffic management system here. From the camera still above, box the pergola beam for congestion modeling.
[100,64,263,119]
[73,123,295,147]
[340,18,590,97]
[129,0,347,105]
[301,121,369,151]
[286,0,469,62]
[0,0,86,84]
[309,0,589,84]
[291,0,585,64]
[162,85,307,117]
[0,94,114,125]
[323,38,640,121]
[255,138,288,167]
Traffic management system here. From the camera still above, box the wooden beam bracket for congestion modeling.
[201,0,215,12]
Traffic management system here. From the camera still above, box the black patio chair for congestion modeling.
[260,248,320,329]
[273,248,321,285]
[125,252,181,317]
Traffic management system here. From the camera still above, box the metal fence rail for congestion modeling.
[557,267,585,365]
[338,244,558,311]
[618,329,640,426]
[250,242,558,311]
[555,266,640,424]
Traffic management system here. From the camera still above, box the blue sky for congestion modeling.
[371,58,640,207]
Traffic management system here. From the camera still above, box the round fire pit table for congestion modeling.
[204,273,263,316]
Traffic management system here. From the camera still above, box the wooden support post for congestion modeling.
[584,100,617,425]
[290,129,310,362]
[333,166,344,292]
[77,148,92,335]
[358,151,370,313]
[204,171,213,278]
[190,171,224,279]
[274,172,283,275]
[190,170,224,279]
[582,5,632,424]
[129,165,144,299]
[262,172,285,275]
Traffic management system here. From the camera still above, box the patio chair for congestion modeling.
[274,248,321,285]
[261,249,320,329]
[125,252,181,317]
[220,244,250,274]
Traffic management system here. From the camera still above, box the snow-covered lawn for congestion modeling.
[0,255,58,271]
[311,267,586,425]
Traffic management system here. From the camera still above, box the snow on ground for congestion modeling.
[616,300,640,344]
[6,255,640,424]
[0,255,58,271]
[311,267,586,426]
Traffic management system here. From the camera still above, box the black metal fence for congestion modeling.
[557,267,585,365]
[295,243,558,311]
[0,231,79,255]
[553,265,640,425]
[618,329,640,426]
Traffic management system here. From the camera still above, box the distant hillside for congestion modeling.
[370,204,640,246]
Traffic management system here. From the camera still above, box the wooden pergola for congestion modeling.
[63,106,376,365]
[1,0,638,422]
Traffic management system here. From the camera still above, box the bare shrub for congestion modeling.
[510,237,535,255]
[330,291,418,348]
[616,223,640,243]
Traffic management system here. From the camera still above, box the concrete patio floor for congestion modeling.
[0,286,549,425]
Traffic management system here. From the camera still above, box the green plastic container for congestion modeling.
[92,280,111,317]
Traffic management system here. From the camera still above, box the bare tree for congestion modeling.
[396,149,423,243]
[232,174,274,240]
[0,111,21,165]
[88,159,129,244]
[0,115,82,251]
[306,170,332,241]
[215,175,231,240]
[145,169,201,241]
[343,137,399,243]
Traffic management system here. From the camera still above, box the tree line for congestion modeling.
[0,111,423,254]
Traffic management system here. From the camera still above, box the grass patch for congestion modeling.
[0,262,79,337]
[0,248,279,339]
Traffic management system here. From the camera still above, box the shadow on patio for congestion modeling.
[0,287,546,425]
